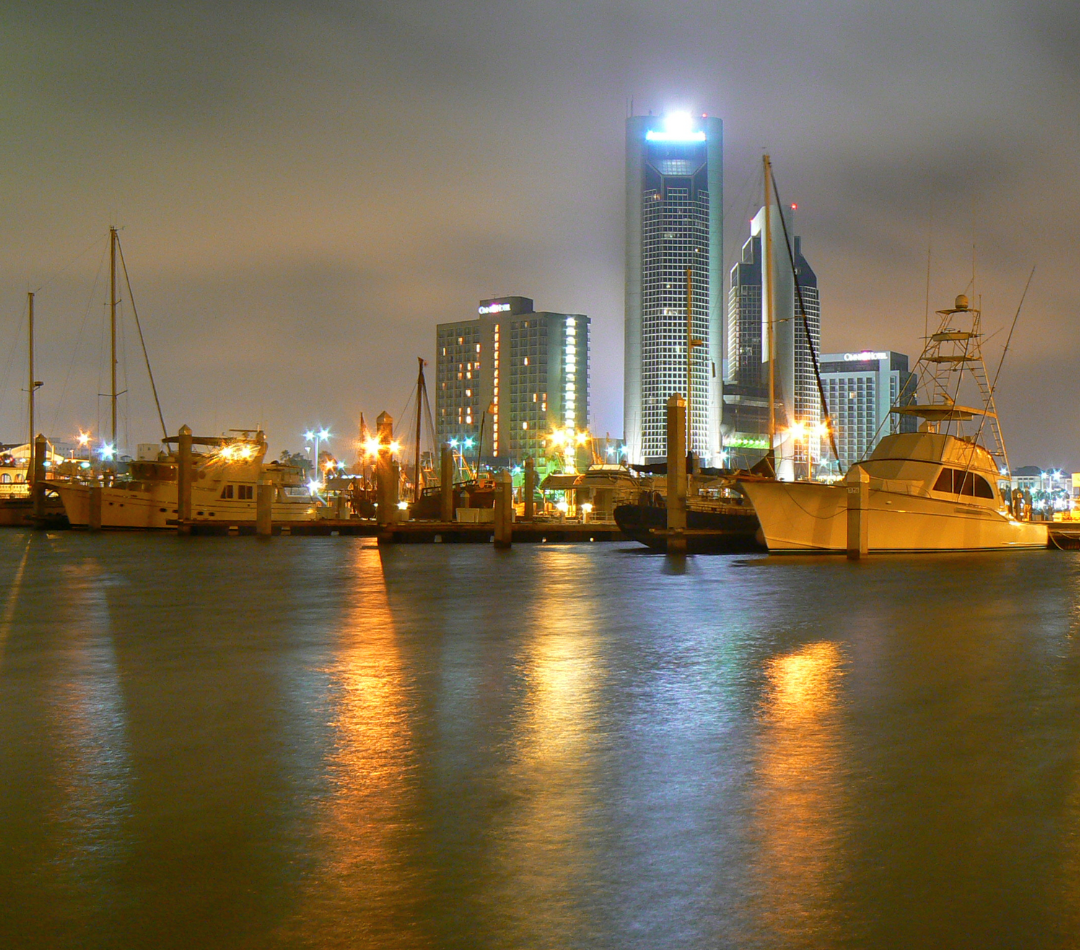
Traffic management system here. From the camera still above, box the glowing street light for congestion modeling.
[304,427,331,485]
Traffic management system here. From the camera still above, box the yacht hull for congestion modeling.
[613,503,766,554]
[53,482,318,530]
[739,479,1049,553]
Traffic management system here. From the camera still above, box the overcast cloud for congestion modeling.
[1,0,1077,466]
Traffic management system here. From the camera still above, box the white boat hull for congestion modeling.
[739,478,1049,553]
[53,481,319,529]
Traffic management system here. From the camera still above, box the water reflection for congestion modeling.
[1,543,132,943]
[489,549,605,946]
[0,534,31,668]
[748,640,848,946]
[278,543,420,948]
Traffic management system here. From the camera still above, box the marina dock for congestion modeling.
[178,518,627,543]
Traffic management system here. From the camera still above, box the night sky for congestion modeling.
[2,1,1077,468]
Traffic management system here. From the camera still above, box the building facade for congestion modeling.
[722,208,822,475]
[436,297,589,466]
[624,111,723,464]
[819,351,916,471]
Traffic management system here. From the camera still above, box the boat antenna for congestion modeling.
[969,265,1035,477]
[923,209,932,343]
[769,167,842,472]
[116,234,169,441]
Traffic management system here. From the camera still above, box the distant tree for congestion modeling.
[277,450,311,475]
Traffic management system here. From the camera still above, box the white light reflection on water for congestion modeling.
[485,547,606,947]
[0,535,132,945]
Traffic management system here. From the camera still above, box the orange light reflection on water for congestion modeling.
[278,545,420,948]
[749,640,847,946]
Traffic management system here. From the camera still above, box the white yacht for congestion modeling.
[53,430,320,529]
[738,294,1048,553]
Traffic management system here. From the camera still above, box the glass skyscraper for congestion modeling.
[624,112,723,464]
[723,206,823,475]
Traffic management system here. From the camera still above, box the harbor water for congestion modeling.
[5,530,1080,949]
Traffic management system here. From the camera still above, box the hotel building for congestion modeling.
[435,297,589,466]
[818,351,917,470]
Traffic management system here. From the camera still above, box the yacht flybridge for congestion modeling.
[738,294,1048,553]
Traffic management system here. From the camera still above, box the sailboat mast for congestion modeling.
[415,357,425,503]
[110,226,118,452]
[27,292,34,482]
[763,155,776,457]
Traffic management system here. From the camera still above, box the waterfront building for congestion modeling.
[436,297,590,467]
[818,351,917,471]
[722,207,821,475]
[624,111,724,464]
[1012,466,1071,514]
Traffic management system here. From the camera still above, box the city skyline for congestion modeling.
[2,3,1078,469]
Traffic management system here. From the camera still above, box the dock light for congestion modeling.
[575,430,588,446]
[463,437,475,448]
[99,443,115,461]
[813,422,830,438]
[307,478,323,494]
[556,499,570,514]
[397,500,408,510]
[580,502,593,521]
[789,422,807,440]
[363,437,381,456]
[77,431,91,447]
[449,438,459,448]
[389,440,401,454]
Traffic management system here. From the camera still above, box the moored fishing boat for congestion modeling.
[738,294,1048,553]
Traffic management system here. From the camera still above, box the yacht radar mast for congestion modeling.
[892,294,1009,474]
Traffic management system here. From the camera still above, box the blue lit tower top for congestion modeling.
[624,111,723,465]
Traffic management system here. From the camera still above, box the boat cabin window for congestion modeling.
[238,485,253,500]
[933,467,995,499]
[0,474,9,483]
[221,484,234,499]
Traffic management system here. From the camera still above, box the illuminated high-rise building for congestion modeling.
[624,111,723,464]
[819,351,917,470]
[436,297,589,466]
[722,206,822,476]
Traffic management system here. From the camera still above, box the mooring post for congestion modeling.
[666,393,688,554]
[494,470,513,548]
[846,465,870,559]
[524,456,535,522]
[256,479,273,536]
[440,442,454,523]
[375,411,397,529]
[177,424,193,536]
[32,433,47,521]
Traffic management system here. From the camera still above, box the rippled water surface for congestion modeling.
[4,530,1080,948]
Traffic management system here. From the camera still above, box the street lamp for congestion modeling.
[304,428,331,487]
